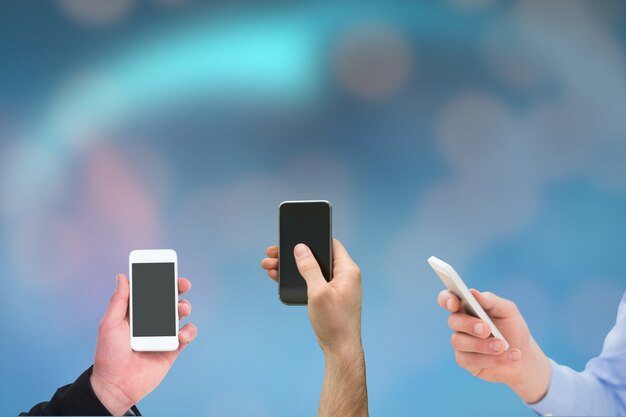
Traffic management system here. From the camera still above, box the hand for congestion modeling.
[91,274,197,415]
[261,238,363,355]
[262,239,368,417]
[438,289,551,404]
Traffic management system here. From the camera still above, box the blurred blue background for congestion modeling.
[2,1,626,415]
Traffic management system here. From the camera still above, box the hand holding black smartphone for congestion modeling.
[279,200,332,305]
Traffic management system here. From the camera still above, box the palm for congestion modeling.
[94,320,177,403]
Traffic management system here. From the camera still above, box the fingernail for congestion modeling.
[509,349,521,361]
[474,323,484,335]
[180,328,189,339]
[489,340,502,352]
[446,298,453,310]
[115,274,121,288]
[295,244,310,257]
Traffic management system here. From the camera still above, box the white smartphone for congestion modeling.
[129,249,179,352]
[428,256,510,350]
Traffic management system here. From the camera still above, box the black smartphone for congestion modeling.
[279,200,332,305]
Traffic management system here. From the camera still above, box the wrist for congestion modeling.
[90,370,134,416]
[322,337,364,360]
[320,335,363,357]
[509,339,552,404]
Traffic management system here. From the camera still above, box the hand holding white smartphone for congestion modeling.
[428,256,510,351]
[129,249,179,352]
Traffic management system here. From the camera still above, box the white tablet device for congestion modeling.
[428,256,510,350]
[129,249,179,352]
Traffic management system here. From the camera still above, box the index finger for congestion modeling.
[266,245,278,258]
[471,289,518,319]
[438,290,461,312]
[332,238,357,271]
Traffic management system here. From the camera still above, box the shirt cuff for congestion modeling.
[78,366,139,416]
[60,366,115,415]
[83,366,141,416]
[527,359,570,416]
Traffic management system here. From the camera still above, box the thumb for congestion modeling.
[293,244,327,295]
[101,274,130,327]
[471,289,518,319]
[497,348,523,365]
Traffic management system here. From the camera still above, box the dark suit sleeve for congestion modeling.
[19,366,141,416]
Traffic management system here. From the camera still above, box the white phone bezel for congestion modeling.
[428,256,510,350]
[129,249,179,352]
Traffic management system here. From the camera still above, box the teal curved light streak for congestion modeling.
[106,16,323,107]
[36,13,324,149]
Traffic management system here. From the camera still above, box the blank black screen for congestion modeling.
[132,262,176,337]
[279,202,331,304]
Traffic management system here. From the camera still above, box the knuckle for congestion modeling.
[450,333,461,348]
[110,293,125,305]
[309,287,330,304]
[480,339,492,353]
[447,313,465,330]
[438,290,448,304]
[455,351,467,367]
[299,258,320,273]
[496,352,510,365]
[97,318,107,332]
[318,287,332,301]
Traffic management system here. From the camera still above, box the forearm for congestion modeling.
[319,342,368,417]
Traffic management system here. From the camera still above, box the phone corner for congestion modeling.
[278,291,307,306]
[170,338,180,351]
